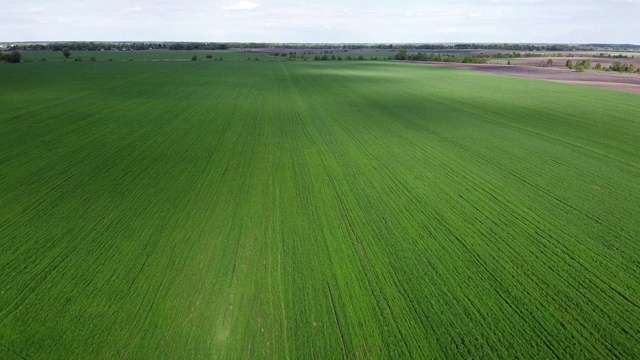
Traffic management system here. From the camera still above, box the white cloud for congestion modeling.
[222,1,259,10]
[29,7,44,13]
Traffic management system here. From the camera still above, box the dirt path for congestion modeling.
[409,61,640,94]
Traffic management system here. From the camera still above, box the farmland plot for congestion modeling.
[0,60,639,358]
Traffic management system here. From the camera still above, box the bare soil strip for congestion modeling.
[410,61,640,94]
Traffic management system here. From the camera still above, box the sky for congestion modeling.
[2,0,639,44]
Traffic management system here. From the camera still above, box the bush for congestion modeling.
[1,51,22,63]
[575,65,585,72]
[395,49,408,60]
[206,54,213,59]
[191,55,198,61]
[41,58,47,62]
[90,57,96,61]
[566,60,573,69]
[74,57,82,62]
[594,63,602,70]
[611,61,622,71]
[108,58,113,62]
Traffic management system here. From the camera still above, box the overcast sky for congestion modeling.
[2,0,639,44]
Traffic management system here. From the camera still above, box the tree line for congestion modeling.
[344,43,640,51]
[4,42,639,53]
[566,59,638,73]
[313,54,386,61]
[394,50,489,64]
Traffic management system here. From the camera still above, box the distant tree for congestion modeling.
[611,61,622,71]
[575,65,585,72]
[191,55,198,61]
[629,63,637,73]
[594,63,602,70]
[395,49,408,60]
[63,48,71,59]
[337,55,343,60]
[507,60,511,65]
[565,59,573,69]
[8,51,22,63]
[206,54,213,59]
[357,55,365,60]
[0,51,21,63]
[547,58,553,67]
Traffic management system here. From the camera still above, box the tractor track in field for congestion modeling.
[326,283,347,359]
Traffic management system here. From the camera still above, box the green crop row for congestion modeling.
[0,60,639,358]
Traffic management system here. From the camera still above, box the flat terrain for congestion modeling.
[491,57,640,69]
[412,61,640,93]
[19,50,274,62]
[1,60,640,358]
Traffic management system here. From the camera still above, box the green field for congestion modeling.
[18,50,394,62]
[1,59,639,358]
[19,50,273,62]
